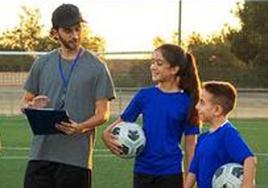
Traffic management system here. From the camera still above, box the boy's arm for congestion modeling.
[242,156,257,188]
[184,172,196,188]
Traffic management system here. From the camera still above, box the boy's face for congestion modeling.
[195,88,217,123]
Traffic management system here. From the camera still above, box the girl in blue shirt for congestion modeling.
[102,44,201,188]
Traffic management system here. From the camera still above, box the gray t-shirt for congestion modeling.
[24,48,115,169]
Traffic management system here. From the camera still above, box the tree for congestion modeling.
[152,36,166,48]
[0,6,43,51]
[227,1,268,66]
[187,32,241,67]
[0,6,107,72]
[81,24,106,54]
[0,6,106,53]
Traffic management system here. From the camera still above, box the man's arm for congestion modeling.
[22,92,36,104]
[56,98,110,134]
[79,98,110,130]
[21,92,49,109]
[242,156,257,188]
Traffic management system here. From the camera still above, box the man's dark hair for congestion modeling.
[52,4,85,29]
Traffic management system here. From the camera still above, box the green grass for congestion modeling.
[0,116,267,188]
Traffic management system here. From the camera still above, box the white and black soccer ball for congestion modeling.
[212,163,244,188]
[111,122,146,159]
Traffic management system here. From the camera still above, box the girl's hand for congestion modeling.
[102,125,123,156]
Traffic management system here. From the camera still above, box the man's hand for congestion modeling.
[27,95,50,108]
[56,120,86,135]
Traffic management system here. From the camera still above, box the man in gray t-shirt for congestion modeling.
[22,4,115,188]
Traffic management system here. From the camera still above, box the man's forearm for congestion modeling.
[79,111,110,131]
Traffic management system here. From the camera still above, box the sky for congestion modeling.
[0,0,242,52]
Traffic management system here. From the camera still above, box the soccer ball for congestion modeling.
[111,122,146,159]
[212,163,243,188]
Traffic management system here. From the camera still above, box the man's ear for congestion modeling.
[50,28,59,41]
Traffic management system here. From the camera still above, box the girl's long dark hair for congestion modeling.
[156,44,201,126]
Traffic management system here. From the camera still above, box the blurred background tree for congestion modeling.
[0,6,42,51]
[0,6,106,53]
[0,2,267,87]
[0,6,106,71]
[152,36,166,48]
[227,1,268,66]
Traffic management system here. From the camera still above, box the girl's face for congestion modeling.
[150,50,179,83]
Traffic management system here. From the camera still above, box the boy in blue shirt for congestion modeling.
[184,81,256,188]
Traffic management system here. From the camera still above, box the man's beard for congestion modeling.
[58,35,80,51]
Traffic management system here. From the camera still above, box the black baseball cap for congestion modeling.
[52,4,86,28]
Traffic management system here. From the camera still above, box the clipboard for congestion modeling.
[23,108,70,135]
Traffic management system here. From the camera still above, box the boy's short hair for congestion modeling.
[203,81,237,115]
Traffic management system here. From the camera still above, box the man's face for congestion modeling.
[54,23,82,51]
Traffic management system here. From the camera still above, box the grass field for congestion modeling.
[0,116,267,188]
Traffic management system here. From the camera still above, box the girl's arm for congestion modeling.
[184,134,197,173]
[184,172,196,188]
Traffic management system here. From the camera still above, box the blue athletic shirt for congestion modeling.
[120,86,200,175]
[189,121,254,188]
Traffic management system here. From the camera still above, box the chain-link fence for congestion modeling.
[0,51,267,118]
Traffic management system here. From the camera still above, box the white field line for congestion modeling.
[2,147,268,156]
[1,146,268,160]
[1,147,112,160]
[238,127,268,131]
[2,147,109,152]
[2,147,29,150]
[0,154,116,160]
[255,153,268,157]
[1,153,268,160]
